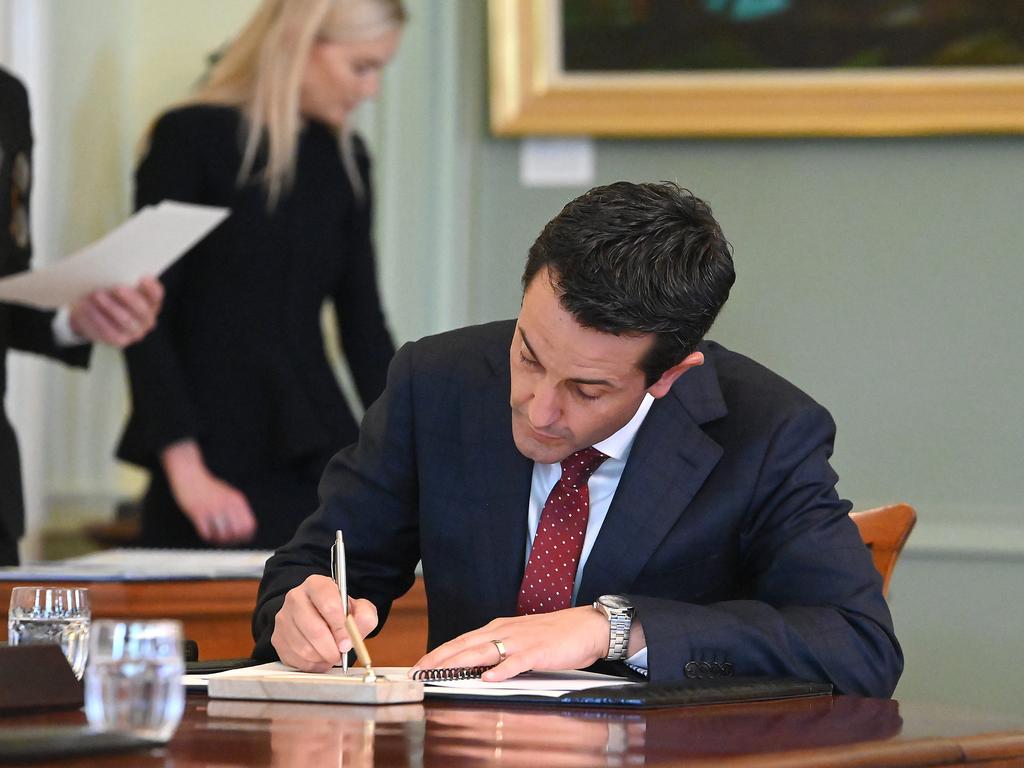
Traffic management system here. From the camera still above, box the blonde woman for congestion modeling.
[118,0,404,549]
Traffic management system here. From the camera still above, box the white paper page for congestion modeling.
[0,547,271,582]
[194,663,633,699]
[0,201,228,309]
[424,669,633,698]
[65,547,272,579]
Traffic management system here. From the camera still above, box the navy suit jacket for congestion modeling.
[253,320,902,697]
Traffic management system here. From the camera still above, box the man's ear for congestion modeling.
[646,351,704,399]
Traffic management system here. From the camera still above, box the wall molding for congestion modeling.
[903,520,1024,560]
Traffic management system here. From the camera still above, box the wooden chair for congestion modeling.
[849,504,916,597]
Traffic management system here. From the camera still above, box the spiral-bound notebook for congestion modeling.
[203,662,630,704]
[203,662,831,708]
[414,668,832,708]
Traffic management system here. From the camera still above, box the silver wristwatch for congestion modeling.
[593,594,634,661]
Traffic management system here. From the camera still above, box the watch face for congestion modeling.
[599,595,631,610]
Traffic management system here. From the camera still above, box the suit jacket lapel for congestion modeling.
[579,345,727,602]
[463,323,532,615]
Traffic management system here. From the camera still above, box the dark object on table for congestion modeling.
[0,725,161,763]
[185,657,261,675]
[558,676,833,709]
[0,645,82,713]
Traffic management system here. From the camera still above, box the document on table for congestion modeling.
[196,662,634,701]
[0,201,228,309]
[423,669,633,698]
[195,664,830,710]
[0,548,272,582]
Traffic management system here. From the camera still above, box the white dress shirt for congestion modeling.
[526,392,655,671]
[52,306,86,346]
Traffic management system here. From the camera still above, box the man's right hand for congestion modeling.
[161,440,257,544]
[271,575,379,672]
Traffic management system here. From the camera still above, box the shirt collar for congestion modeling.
[592,393,655,463]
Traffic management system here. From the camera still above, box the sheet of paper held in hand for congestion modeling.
[0,201,228,309]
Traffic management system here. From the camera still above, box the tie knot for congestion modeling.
[559,447,608,486]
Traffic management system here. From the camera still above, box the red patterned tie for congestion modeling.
[517,447,609,615]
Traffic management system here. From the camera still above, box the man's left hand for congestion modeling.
[69,276,163,348]
[411,606,608,682]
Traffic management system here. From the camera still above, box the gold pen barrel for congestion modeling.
[345,614,377,682]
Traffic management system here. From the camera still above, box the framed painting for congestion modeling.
[488,0,1024,137]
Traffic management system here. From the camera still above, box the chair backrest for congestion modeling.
[849,504,916,597]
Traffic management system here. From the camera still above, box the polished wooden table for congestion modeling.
[0,577,428,664]
[7,693,1024,767]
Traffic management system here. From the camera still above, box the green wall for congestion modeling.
[468,136,1024,523]
[379,4,1024,534]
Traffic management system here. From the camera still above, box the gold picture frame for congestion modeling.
[488,0,1024,137]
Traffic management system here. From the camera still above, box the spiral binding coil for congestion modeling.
[411,665,495,681]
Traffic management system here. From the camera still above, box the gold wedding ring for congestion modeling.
[491,639,508,663]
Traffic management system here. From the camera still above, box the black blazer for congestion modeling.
[0,68,89,546]
[117,106,395,547]
[253,320,903,697]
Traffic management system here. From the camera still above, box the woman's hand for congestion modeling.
[161,440,257,544]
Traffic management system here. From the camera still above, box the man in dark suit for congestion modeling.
[1,67,163,564]
[253,182,902,697]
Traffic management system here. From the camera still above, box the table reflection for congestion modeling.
[641,695,902,762]
[204,699,425,767]
[424,705,646,767]
[419,696,901,766]
[193,694,902,767]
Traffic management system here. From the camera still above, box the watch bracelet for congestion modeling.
[605,610,631,660]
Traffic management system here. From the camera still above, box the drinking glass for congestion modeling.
[7,586,91,679]
[84,619,185,742]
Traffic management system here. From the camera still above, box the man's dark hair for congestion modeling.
[522,181,736,386]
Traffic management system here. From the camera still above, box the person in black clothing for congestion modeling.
[1,66,163,565]
[118,0,405,549]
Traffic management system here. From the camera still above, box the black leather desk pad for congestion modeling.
[0,726,161,763]
[427,676,833,709]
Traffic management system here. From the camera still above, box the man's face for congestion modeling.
[509,268,657,464]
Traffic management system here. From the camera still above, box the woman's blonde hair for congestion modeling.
[187,0,405,206]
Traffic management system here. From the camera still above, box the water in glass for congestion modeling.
[84,619,184,743]
[7,615,90,680]
[7,587,91,680]
[85,657,185,742]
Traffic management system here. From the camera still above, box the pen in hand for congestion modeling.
[332,529,379,681]
[332,529,349,674]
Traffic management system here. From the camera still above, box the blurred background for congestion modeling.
[1,0,1021,714]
